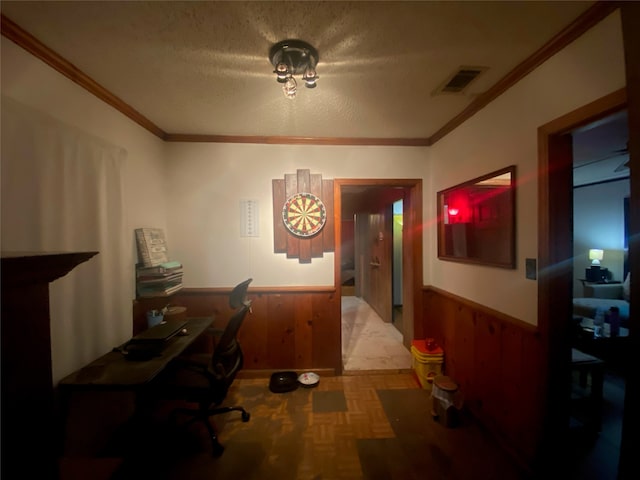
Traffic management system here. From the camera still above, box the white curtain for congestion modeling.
[1,96,131,383]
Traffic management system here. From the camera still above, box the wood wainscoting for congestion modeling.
[422,286,543,469]
[134,286,342,374]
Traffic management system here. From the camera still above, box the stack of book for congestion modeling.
[134,228,183,297]
[136,261,183,298]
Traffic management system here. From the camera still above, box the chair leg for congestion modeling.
[168,405,250,456]
[208,406,251,422]
[201,417,225,457]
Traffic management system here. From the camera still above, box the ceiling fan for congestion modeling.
[613,142,630,172]
[574,142,629,172]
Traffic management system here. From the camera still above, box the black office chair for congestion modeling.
[148,278,253,457]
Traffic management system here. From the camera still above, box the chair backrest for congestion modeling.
[210,279,253,384]
[229,277,253,310]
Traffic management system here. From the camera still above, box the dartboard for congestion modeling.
[282,192,327,238]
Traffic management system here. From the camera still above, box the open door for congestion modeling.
[356,205,394,323]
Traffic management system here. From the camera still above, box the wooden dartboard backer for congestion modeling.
[273,169,334,263]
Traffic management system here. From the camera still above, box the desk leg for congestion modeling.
[590,365,604,433]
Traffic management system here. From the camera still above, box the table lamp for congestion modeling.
[586,249,604,282]
[589,249,604,266]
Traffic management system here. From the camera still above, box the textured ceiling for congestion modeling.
[1,0,597,140]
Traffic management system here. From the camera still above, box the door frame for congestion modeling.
[334,178,423,355]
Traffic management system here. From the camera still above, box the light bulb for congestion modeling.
[283,76,297,99]
[275,62,289,82]
[303,68,318,88]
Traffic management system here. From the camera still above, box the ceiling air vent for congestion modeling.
[433,66,488,95]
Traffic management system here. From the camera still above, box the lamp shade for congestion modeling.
[589,249,604,265]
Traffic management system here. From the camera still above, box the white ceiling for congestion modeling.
[1,1,628,185]
[1,0,596,140]
[573,110,629,187]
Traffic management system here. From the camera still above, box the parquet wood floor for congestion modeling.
[109,373,530,480]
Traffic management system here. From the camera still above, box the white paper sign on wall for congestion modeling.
[240,199,259,237]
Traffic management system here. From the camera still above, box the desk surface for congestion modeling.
[58,317,212,389]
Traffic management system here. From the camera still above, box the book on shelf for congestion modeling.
[136,272,183,285]
[137,280,183,298]
[136,260,183,275]
[135,228,169,267]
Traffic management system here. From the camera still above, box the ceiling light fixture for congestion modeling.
[269,39,319,99]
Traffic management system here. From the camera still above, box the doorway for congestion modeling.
[334,179,423,373]
[538,89,629,474]
[570,109,629,477]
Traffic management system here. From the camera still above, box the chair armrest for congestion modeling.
[584,283,623,299]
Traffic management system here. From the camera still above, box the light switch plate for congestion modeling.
[526,258,537,280]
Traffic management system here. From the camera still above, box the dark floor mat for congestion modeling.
[312,390,347,413]
[375,389,527,479]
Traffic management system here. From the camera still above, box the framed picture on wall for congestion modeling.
[437,166,516,269]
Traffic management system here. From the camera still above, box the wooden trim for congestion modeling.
[164,133,430,146]
[0,14,166,140]
[424,285,539,334]
[540,89,627,136]
[429,1,621,145]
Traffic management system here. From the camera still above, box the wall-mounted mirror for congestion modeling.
[437,166,516,268]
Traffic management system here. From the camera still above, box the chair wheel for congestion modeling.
[242,411,250,422]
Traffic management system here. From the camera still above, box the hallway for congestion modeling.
[341,296,412,372]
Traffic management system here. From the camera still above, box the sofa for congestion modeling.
[572,273,630,328]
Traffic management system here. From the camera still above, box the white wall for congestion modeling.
[427,11,626,325]
[573,178,630,293]
[1,39,169,248]
[164,142,428,287]
[1,37,168,381]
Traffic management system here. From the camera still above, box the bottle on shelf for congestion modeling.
[593,307,605,338]
[609,306,620,337]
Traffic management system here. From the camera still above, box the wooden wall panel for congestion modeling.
[238,293,269,370]
[322,179,335,252]
[473,312,502,430]
[135,287,342,373]
[311,291,341,368]
[309,173,324,258]
[267,294,297,368]
[421,286,542,470]
[273,170,334,263]
[449,303,475,403]
[285,173,301,260]
[272,179,287,253]
[294,296,314,368]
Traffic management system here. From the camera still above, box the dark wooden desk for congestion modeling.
[59,317,212,390]
[57,317,213,459]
